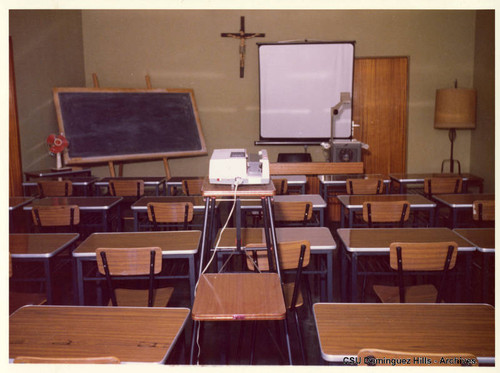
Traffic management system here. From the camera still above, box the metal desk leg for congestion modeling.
[43,259,53,304]
[326,251,333,302]
[74,258,85,305]
[340,206,346,228]
[351,252,358,302]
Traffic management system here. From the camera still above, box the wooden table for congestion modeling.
[318,173,391,199]
[313,303,495,365]
[454,228,495,303]
[72,230,201,305]
[9,305,190,364]
[23,176,99,196]
[10,233,80,304]
[337,194,436,227]
[215,226,336,301]
[337,228,475,302]
[389,172,484,193]
[433,193,494,228]
[9,196,34,233]
[24,167,92,181]
[95,176,167,196]
[23,196,123,231]
[131,195,207,231]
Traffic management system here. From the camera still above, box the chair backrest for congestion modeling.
[424,177,462,195]
[473,200,495,222]
[14,356,121,364]
[272,178,288,195]
[108,179,144,198]
[182,178,204,196]
[96,247,163,307]
[389,241,457,303]
[362,200,409,227]
[273,201,313,225]
[346,178,384,195]
[37,180,73,197]
[147,202,194,229]
[357,349,477,366]
[31,205,80,227]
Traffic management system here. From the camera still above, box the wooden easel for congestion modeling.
[92,73,171,179]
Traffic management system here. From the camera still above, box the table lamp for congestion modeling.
[434,82,476,173]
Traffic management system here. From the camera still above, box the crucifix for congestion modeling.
[221,16,265,78]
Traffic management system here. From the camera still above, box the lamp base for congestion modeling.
[440,159,461,174]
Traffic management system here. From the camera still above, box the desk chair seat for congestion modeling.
[246,240,311,364]
[357,349,477,366]
[182,178,204,196]
[346,178,384,195]
[37,180,73,197]
[96,247,173,307]
[147,202,194,230]
[373,241,457,303]
[14,356,120,364]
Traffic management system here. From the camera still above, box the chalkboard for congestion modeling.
[53,88,206,164]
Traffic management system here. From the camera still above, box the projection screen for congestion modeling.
[258,42,355,143]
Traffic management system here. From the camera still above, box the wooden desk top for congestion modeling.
[389,173,484,183]
[131,196,206,210]
[9,196,34,210]
[215,227,336,252]
[433,193,494,207]
[337,228,475,253]
[313,303,495,364]
[9,305,190,363]
[318,173,389,183]
[192,273,286,321]
[24,168,91,179]
[23,196,123,210]
[73,230,201,257]
[454,228,495,253]
[10,233,80,258]
[202,177,275,197]
[23,176,99,186]
[337,194,435,208]
[97,176,166,184]
[240,193,326,208]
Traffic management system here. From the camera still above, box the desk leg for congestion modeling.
[351,253,358,302]
[348,211,354,228]
[340,245,347,302]
[43,259,53,304]
[188,255,196,305]
[197,197,211,278]
[133,211,139,231]
[340,206,345,228]
[74,258,84,305]
[326,251,333,302]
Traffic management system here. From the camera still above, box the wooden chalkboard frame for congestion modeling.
[53,87,207,165]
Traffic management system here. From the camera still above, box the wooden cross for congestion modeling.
[221,16,265,78]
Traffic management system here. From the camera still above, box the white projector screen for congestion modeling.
[258,42,355,142]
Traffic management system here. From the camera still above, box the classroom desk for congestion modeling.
[318,173,391,199]
[454,228,495,303]
[9,196,34,233]
[23,176,99,196]
[131,195,207,231]
[23,196,123,232]
[10,233,80,304]
[337,194,436,227]
[389,172,484,193]
[214,226,336,301]
[433,193,495,228]
[240,194,327,226]
[24,167,92,181]
[313,303,495,365]
[95,176,167,196]
[9,305,190,364]
[337,227,475,302]
[72,230,201,305]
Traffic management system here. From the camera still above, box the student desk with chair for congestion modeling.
[432,193,495,228]
[22,176,100,197]
[389,173,484,193]
[214,226,336,301]
[9,233,80,305]
[337,194,436,228]
[95,176,167,196]
[72,230,201,305]
[24,167,92,181]
[23,196,123,232]
[313,303,495,365]
[337,227,476,302]
[318,174,391,199]
[9,305,190,364]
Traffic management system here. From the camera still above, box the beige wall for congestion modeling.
[471,10,495,193]
[9,10,85,173]
[10,10,494,187]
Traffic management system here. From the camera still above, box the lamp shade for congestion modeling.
[434,88,476,129]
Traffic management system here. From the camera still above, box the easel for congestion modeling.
[92,73,172,179]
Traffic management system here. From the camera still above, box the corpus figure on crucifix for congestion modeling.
[221,16,265,78]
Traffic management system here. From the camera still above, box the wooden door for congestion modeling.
[352,57,408,175]
[10,38,24,197]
